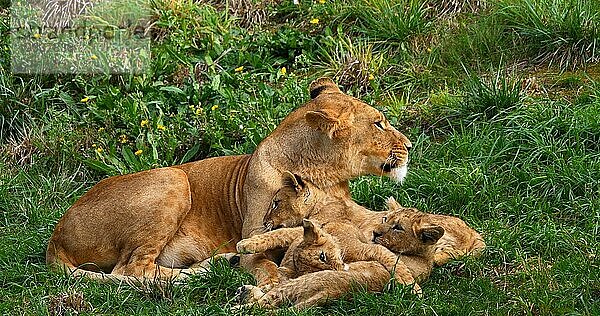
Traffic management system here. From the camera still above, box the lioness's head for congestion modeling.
[303,78,412,183]
[264,172,323,230]
[372,197,444,256]
[293,219,346,275]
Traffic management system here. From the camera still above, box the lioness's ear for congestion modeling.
[302,219,318,244]
[418,225,445,245]
[282,171,305,193]
[309,77,341,99]
[385,196,402,211]
[305,109,353,138]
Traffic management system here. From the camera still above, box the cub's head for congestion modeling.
[372,197,444,256]
[304,78,412,182]
[292,219,346,275]
[264,172,322,230]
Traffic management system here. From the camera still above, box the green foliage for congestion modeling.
[496,0,600,70]
[349,0,431,45]
[1,0,600,314]
[462,71,523,120]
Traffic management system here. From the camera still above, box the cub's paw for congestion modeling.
[234,285,265,305]
[411,283,423,296]
[390,263,416,284]
[235,239,263,254]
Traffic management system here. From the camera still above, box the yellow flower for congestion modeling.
[140,119,149,127]
[189,104,195,110]
[234,66,244,72]
[157,124,166,131]
[119,135,128,143]
[280,67,287,75]
[91,55,98,60]
[98,127,105,132]
[135,149,143,156]
[92,143,97,148]
[33,33,41,39]
[195,108,203,115]
[427,47,432,53]
[211,105,219,111]
[319,0,325,3]
[310,18,319,24]
[368,74,375,81]
[80,96,90,103]
[95,147,104,153]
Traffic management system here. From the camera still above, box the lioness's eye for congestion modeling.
[271,200,280,210]
[374,121,385,131]
[382,216,387,223]
[319,251,327,262]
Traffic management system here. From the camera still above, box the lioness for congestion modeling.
[46,78,413,286]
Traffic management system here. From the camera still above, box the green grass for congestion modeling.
[1,0,599,314]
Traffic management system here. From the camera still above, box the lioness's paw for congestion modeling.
[236,239,262,253]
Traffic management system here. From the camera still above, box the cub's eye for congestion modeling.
[374,121,385,131]
[271,200,280,210]
[319,251,327,262]
[303,189,311,204]
[382,216,388,223]
[392,224,404,232]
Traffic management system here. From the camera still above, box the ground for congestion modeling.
[0,0,599,315]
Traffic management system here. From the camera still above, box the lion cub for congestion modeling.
[238,219,346,281]
[248,172,434,288]
[235,204,445,309]
[385,197,486,266]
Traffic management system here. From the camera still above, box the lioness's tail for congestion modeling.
[46,242,149,286]
[47,243,238,287]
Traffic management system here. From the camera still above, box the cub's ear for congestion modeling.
[305,109,353,138]
[385,196,402,211]
[282,171,305,193]
[418,225,445,245]
[302,219,318,244]
[309,77,341,99]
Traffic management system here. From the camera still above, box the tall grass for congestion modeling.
[348,0,431,45]
[1,0,600,314]
[462,71,523,120]
[496,0,600,70]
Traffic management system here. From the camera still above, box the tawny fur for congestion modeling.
[238,220,346,281]
[236,205,444,309]
[254,172,418,287]
[385,197,486,266]
[46,78,412,286]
